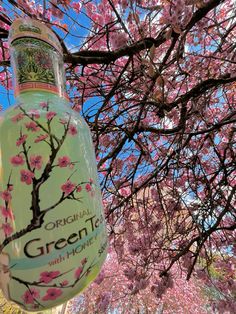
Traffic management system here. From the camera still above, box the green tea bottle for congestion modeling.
[0,18,107,312]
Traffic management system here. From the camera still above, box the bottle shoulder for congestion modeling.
[0,98,89,133]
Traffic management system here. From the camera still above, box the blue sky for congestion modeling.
[0,84,14,111]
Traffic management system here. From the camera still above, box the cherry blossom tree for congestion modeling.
[67,251,210,313]
[0,0,235,312]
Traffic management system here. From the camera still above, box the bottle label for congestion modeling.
[0,101,107,311]
[12,38,69,100]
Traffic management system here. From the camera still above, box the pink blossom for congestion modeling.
[30,155,43,170]
[42,288,62,301]
[119,187,130,197]
[34,134,48,143]
[16,134,27,146]
[58,156,71,167]
[94,270,105,285]
[61,180,76,195]
[40,271,60,283]
[11,113,24,123]
[0,190,12,202]
[86,2,96,13]
[39,101,48,109]
[60,280,69,287]
[85,183,92,192]
[75,266,83,279]
[135,278,149,291]
[28,109,40,119]
[20,169,35,185]
[25,121,39,132]
[22,288,40,304]
[46,111,57,120]
[92,13,104,25]
[128,241,142,255]
[51,6,64,18]
[69,163,75,170]
[97,292,111,312]
[68,124,78,136]
[73,103,82,112]
[89,178,94,184]
[10,155,25,166]
[8,185,13,192]
[76,185,82,192]
[2,223,13,236]
[124,268,136,280]
[81,257,87,265]
[72,2,81,12]
[22,291,34,304]
[59,118,68,125]
[0,206,14,220]
[110,32,128,49]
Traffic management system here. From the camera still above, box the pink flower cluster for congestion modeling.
[21,278,63,304]
[58,156,71,167]
[76,185,82,192]
[85,183,92,192]
[110,32,128,50]
[151,274,174,298]
[25,121,40,132]
[11,112,24,123]
[16,134,27,146]
[60,280,69,287]
[39,101,48,109]
[46,111,57,120]
[1,222,13,236]
[42,288,62,301]
[28,109,40,119]
[94,269,105,285]
[75,266,83,279]
[162,0,193,33]
[0,206,14,220]
[68,124,78,136]
[74,257,87,279]
[72,2,81,13]
[10,155,25,166]
[34,134,48,143]
[20,169,35,185]
[0,188,14,235]
[22,288,40,304]
[50,1,64,19]
[0,189,12,202]
[61,180,76,195]
[30,155,43,170]
[97,292,111,312]
[40,270,60,283]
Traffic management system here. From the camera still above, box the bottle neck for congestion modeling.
[10,38,69,101]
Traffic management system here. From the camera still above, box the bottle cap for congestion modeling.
[9,18,63,55]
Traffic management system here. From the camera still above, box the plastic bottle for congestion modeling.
[0,18,107,312]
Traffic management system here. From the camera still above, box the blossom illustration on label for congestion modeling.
[0,17,107,312]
